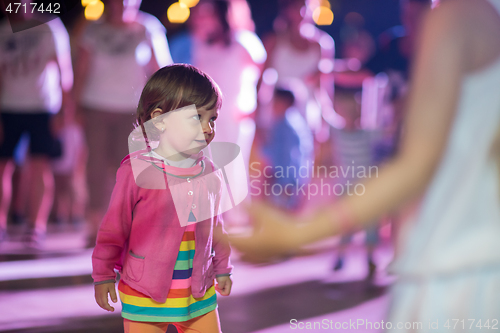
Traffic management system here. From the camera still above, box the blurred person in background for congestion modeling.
[338,12,376,66]
[334,0,431,92]
[366,0,431,85]
[333,0,432,256]
[364,0,432,155]
[329,85,381,278]
[233,0,500,327]
[73,0,172,247]
[50,106,87,227]
[260,85,314,211]
[366,0,432,254]
[327,17,381,278]
[0,4,73,247]
[333,0,431,140]
[49,9,89,229]
[258,0,335,149]
[169,0,266,228]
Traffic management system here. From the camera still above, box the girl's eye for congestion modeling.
[210,117,217,122]
[192,114,201,120]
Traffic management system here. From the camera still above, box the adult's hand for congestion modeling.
[229,201,303,263]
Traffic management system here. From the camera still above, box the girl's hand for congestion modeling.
[94,282,118,312]
[215,275,232,296]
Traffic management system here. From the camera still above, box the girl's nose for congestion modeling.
[202,121,214,135]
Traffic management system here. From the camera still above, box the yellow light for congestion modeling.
[321,0,331,9]
[167,2,190,23]
[312,6,334,25]
[85,0,104,20]
[307,0,330,10]
[179,0,199,8]
[81,0,97,7]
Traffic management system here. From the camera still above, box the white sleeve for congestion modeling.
[138,12,173,68]
[235,29,267,65]
[47,18,73,92]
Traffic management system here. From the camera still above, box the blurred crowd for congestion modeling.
[0,0,431,273]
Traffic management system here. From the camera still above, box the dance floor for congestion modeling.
[0,223,394,333]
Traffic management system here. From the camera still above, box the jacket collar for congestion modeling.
[122,148,205,166]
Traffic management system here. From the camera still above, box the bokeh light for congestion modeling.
[167,2,190,23]
[308,0,331,9]
[262,68,278,86]
[300,22,316,39]
[81,0,96,7]
[84,0,104,20]
[179,0,199,8]
[318,58,334,74]
[344,11,365,27]
[312,6,334,25]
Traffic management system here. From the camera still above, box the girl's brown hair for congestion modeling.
[135,64,222,145]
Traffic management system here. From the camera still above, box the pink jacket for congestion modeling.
[91,151,232,303]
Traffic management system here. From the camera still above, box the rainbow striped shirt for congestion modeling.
[118,217,217,322]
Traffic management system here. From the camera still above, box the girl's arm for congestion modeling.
[212,214,232,276]
[231,1,470,258]
[92,163,136,283]
[211,179,233,277]
[213,199,233,296]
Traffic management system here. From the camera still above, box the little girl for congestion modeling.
[92,64,233,333]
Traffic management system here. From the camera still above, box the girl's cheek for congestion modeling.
[193,123,205,136]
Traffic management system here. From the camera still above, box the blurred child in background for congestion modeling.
[330,88,380,278]
[262,86,314,211]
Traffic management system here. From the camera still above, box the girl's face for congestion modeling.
[152,105,218,159]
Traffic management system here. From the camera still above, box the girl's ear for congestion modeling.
[151,108,166,131]
[151,108,163,119]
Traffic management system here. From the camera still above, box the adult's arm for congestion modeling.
[296,0,472,245]
[139,12,173,73]
[231,1,474,256]
[255,32,277,93]
[312,31,338,128]
[48,18,74,94]
[72,21,93,125]
[48,18,74,128]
